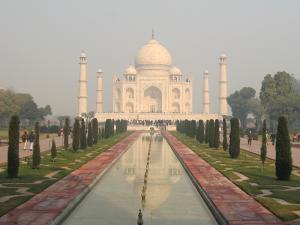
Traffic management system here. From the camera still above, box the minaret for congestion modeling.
[78,51,88,116]
[219,53,228,115]
[203,70,210,114]
[96,69,103,114]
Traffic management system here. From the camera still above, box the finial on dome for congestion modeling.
[152,29,154,39]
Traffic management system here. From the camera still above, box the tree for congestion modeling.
[7,115,20,178]
[214,119,220,149]
[104,119,112,138]
[80,119,87,149]
[205,120,209,143]
[32,122,41,169]
[260,119,267,167]
[227,87,261,129]
[196,120,205,143]
[72,118,80,151]
[87,121,93,147]
[92,118,99,144]
[229,118,240,158]
[188,120,196,138]
[260,72,300,127]
[51,139,56,161]
[63,117,70,149]
[223,118,228,151]
[275,116,292,180]
[208,119,215,148]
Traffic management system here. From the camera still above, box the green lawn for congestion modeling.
[172,131,300,222]
[0,132,132,216]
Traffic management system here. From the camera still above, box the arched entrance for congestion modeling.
[143,86,162,112]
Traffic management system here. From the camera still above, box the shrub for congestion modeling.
[7,115,20,178]
[197,120,205,143]
[208,119,215,148]
[80,119,87,149]
[214,119,220,149]
[63,117,70,149]
[223,118,228,151]
[205,120,209,143]
[51,138,56,160]
[275,116,292,180]
[260,119,267,166]
[87,121,93,147]
[92,118,98,144]
[32,122,41,169]
[72,118,80,151]
[229,118,240,158]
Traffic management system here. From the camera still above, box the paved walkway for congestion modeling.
[241,138,300,168]
[0,131,140,225]
[163,131,284,225]
[0,136,66,165]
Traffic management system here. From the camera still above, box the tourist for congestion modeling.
[28,131,35,151]
[292,132,297,142]
[21,130,28,150]
[247,131,252,145]
[271,133,276,146]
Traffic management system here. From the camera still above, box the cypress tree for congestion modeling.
[214,119,220,149]
[32,122,41,169]
[199,120,205,143]
[208,119,215,148]
[72,118,80,151]
[51,138,56,161]
[98,127,102,140]
[104,119,111,138]
[7,115,20,178]
[63,117,70,149]
[80,119,87,149]
[229,118,240,158]
[205,120,209,143]
[223,118,228,151]
[275,116,292,180]
[189,120,196,138]
[102,127,105,139]
[260,119,267,167]
[87,121,93,147]
[92,118,98,144]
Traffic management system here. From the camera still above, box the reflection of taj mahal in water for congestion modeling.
[121,133,182,210]
[77,34,228,122]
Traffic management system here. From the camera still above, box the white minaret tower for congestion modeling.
[96,69,103,114]
[203,70,210,114]
[78,51,88,116]
[219,53,228,115]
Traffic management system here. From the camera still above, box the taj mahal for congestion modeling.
[77,35,228,122]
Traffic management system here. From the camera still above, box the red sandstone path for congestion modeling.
[241,138,300,168]
[163,131,284,225]
[0,136,66,165]
[0,132,141,225]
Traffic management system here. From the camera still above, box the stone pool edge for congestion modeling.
[0,131,141,225]
[162,131,284,225]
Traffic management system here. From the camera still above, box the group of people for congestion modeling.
[247,131,276,146]
[21,131,35,151]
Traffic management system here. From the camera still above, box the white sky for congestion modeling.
[0,0,299,116]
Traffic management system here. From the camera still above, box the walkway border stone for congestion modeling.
[0,131,141,225]
[163,131,284,225]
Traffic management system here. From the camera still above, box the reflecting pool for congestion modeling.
[63,133,217,225]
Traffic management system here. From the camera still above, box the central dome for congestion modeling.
[135,39,172,68]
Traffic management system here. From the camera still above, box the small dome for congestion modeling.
[80,51,87,58]
[204,70,209,74]
[97,69,103,74]
[220,53,227,59]
[125,65,137,75]
[170,66,182,75]
[135,39,172,68]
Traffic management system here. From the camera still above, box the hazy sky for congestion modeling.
[1,0,299,116]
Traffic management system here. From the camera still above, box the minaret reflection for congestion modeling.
[122,133,182,210]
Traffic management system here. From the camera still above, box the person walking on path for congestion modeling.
[28,131,35,151]
[21,131,28,150]
[247,131,252,146]
[271,133,276,146]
